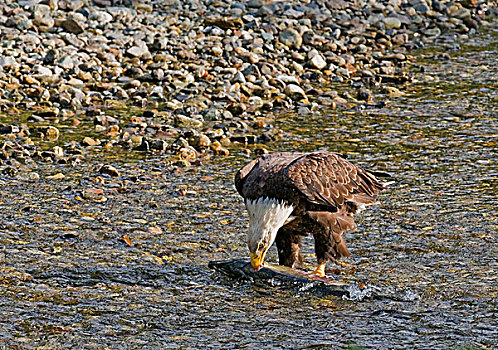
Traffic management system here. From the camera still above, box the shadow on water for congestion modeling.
[1,29,497,349]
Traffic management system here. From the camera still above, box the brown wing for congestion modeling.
[285,151,385,209]
[234,152,307,200]
[234,158,258,197]
[308,211,355,259]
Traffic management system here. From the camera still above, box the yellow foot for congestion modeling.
[313,262,327,278]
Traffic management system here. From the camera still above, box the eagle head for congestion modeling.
[245,197,294,271]
[248,229,271,271]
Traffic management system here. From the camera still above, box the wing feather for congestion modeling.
[285,151,384,209]
[235,151,386,209]
[234,158,258,196]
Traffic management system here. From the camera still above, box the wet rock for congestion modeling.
[174,159,191,167]
[20,172,41,182]
[174,115,203,129]
[227,103,247,116]
[94,114,119,126]
[138,138,167,152]
[357,88,373,102]
[189,134,211,148]
[81,188,106,202]
[231,135,258,145]
[30,126,60,141]
[284,84,307,101]
[211,141,229,156]
[0,124,20,134]
[27,115,46,123]
[134,138,150,152]
[383,86,405,97]
[82,137,100,146]
[47,173,65,180]
[178,145,198,160]
[35,108,59,120]
[99,164,120,177]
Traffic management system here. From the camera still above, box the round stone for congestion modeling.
[279,28,303,47]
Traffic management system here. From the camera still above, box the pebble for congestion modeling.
[0,56,17,69]
[384,17,402,29]
[82,137,100,146]
[279,28,303,47]
[60,17,85,34]
[99,165,120,177]
[285,84,307,101]
[384,86,405,97]
[32,4,54,28]
[47,173,65,180]
[424,27,442,37]
[0,0,493,162]
[31,126,60,141]
[310,54,327,70]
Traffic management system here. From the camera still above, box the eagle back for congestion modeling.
[284,151,385,209]
[235,152,306,200]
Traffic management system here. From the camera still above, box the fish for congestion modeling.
[208,259,417,302]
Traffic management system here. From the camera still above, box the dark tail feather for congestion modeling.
[308,211,355,259]
[332,231,351,257]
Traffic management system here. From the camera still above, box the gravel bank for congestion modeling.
[0,0,495,166]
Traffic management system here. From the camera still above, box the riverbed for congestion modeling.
[1,25,497,350]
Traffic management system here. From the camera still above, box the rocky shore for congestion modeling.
[0,0,496,168]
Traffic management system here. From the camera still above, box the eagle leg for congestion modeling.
[275,228,303,268]
[308,211,353,274]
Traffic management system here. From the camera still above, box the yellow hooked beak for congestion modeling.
[250,252,266,271]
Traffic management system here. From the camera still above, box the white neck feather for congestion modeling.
[245,197,295,252]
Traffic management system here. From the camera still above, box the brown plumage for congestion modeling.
[235,151,387,272]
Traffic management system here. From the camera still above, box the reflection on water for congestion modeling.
[1,28,497,349]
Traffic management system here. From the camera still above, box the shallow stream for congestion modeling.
[1,27,497,349]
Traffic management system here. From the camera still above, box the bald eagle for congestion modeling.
[235,151,388,277]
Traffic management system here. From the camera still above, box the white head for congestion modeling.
[245,197,294,270]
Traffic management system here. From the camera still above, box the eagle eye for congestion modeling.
[257,242,264,252]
